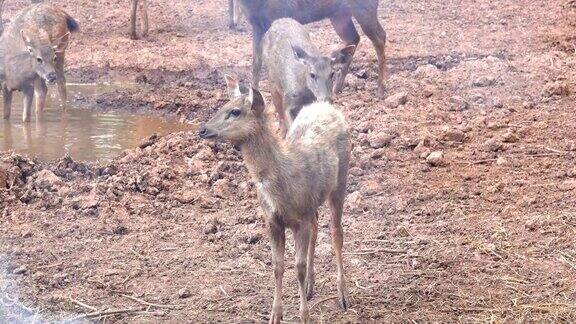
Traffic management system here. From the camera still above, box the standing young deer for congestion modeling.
[1,3,78,122]
[263,18,355,137]
[199,76,351,323]
[239,0,387,97]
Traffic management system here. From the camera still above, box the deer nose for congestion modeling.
[46,73,57,84]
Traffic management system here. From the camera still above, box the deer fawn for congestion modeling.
[1,3,79,122]
[263,18,355,137]
[199,76,352,323]
[239,0,387,97]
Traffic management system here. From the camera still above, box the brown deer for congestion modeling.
[0,3,78,121]
[199,75,352,323]
[239,0,387,98]
[262,18,355,137]
[130,0,241,39]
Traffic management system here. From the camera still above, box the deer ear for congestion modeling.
[331,45,356,65]
[224,74,242,98]
[20,30,32,46]
[292,45,310,63]
[248,87,265,115]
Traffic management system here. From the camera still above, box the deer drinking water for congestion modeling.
[262,18,355,137]
[1,3,79,122]
[199,76,352,323]
[239,0,387,97]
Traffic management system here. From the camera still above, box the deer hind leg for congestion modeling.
[294,222,312,323]
[353,5,387,98]
[268,221,286,324]
[139,0,149,37]
[34,78,48,113]
[330,14,360,94]
[130,0,138,39]
[306,212,318,300]
[55,53,67,110]
[3,85,12,120]
[328,188,350,310]
[228,0,242,29]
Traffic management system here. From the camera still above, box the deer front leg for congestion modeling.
[268,221,285,324]
[22,86,34,122]
[34,78,48,113]
[3,85,12,120]
[294,223,311,323]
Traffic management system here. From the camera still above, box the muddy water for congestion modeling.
[0,83,193,162]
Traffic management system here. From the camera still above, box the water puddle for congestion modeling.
[0,83,193,163]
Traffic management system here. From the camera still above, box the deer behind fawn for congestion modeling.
[262,18,355,137]
[239,0,387,97]
[199,76,352,324]
[1,3,78,122]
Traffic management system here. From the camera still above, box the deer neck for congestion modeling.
[240,124,290,183]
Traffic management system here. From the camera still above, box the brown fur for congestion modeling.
[1,3,78,122]
[239,0,387,98]
[199,76,352,324]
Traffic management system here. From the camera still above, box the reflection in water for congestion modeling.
[0,84,193,162]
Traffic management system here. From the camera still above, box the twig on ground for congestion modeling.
[310,296,339,310]
[68,296,97,312]
[64,307,145,322]
[456,159,498,165]
[219,285,229,297]
[344,248,408,255]
[120,294,185,310]
[36,262,63,270]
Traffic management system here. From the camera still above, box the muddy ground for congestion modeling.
[2,0,576,322]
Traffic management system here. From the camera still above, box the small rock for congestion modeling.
[246,232,262,244]
[12,266,27,275]
[35,169,63,189]
[448,96,469,111]
[354,69,368,79]
[522,101,535,109]
[472,76,496,87]
[426,151,444,166]
[203,221,218,235]
[525,219,538,231]
[361,180,382,196]
[542,81,569,98]
[349,167,364,176]
[384,92,408,108]
[368,132,394,149]
[139,134,159,149]
[442,127,466,142]
[502,131,519,143]
[422,85,435,98]
[371,148,387,159]
[496,157,509,166]
[346,191,363,211]
[178,288,191,299]
[212,179,233,198]
[483,138,503,152]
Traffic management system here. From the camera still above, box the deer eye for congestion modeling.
[310,73,317,80]
[36,57,43,64]
[228,108,241,119]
